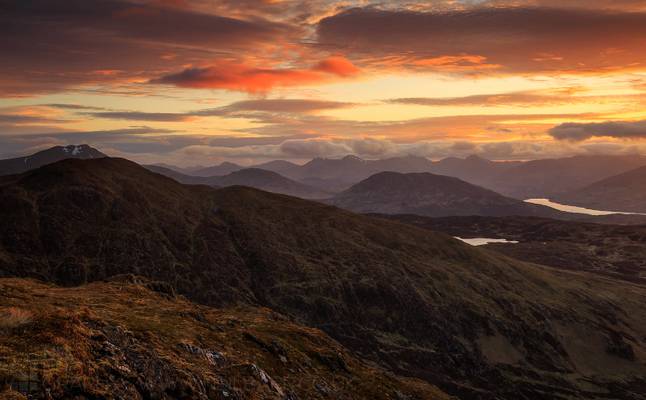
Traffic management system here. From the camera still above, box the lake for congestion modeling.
[454,237,519,246]
[524,198,646,216]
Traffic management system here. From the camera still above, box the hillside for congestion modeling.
[329,171,567,218]
[0,145,106,176]
[0,277,449,400]
[555,165,646,213]
[2,158,646,398]
[382,214,646,283]
[486,155,646,199]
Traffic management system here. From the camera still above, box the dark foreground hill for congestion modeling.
[0,277,448,400]
[2,158,646,398]
[329,171,569,218]
[0,145,106,176]
[555,165,646,213]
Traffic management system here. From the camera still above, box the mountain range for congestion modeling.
[158,153,646,201]
[2,157,646,398]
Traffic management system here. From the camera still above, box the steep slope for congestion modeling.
[555,165,646,213]
[487,155,646,199]
[329,171,568,218]
[2,159,646,398]
[0,145,106,176]
[145,165,329,199]
[0,277,449,400]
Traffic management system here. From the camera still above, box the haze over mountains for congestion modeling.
[152,152,646,202]
[3,157,646,398]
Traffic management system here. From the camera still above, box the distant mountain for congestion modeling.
[212,168,330,199]
[3,158,646,398]
[250,160,301,175]
[284,154,435,192]
[146,165,328,199]
[0,144,106,176]
[191,161,243,177]
[145,164,215,185]
[429,154,521,186]
[555,165,646,213]
[487,155,646,199]
[329,171,568,218]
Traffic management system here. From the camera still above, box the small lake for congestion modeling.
[455,237,519,246]
[524,198,646,216]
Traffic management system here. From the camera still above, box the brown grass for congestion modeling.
[0,308,32,329]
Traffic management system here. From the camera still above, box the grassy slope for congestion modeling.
[0,278,450,400]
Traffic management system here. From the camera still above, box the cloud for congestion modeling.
[200,99,356,114]
[84,111,196,122]
[0,0,292,96]
[279,139,352,158]
[150,57,360,92]
[387,88,582,107]
[317,6,646,74]
[549,120,646,141]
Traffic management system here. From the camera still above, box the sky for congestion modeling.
[1,0,646,166]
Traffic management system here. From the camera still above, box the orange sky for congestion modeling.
[1,0,646,165]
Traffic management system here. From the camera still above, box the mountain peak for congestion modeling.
[0,144,107,176]
[342,154,365,162]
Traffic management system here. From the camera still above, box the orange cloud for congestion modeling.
[151,57,360,92]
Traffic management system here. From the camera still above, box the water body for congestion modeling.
[455,237,519,246]
[524,198,646,216]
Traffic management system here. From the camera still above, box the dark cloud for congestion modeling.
[151,57,360,92]
[45,104,109,111]
[317,7,646,73]
[208,99,356,113]
[0,0,291,96]
[0,114,64,124]
[85,111,195,122]
[386,89,579,106]
[549,120,646,141]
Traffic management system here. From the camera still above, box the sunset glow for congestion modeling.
[2,0,646,165]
